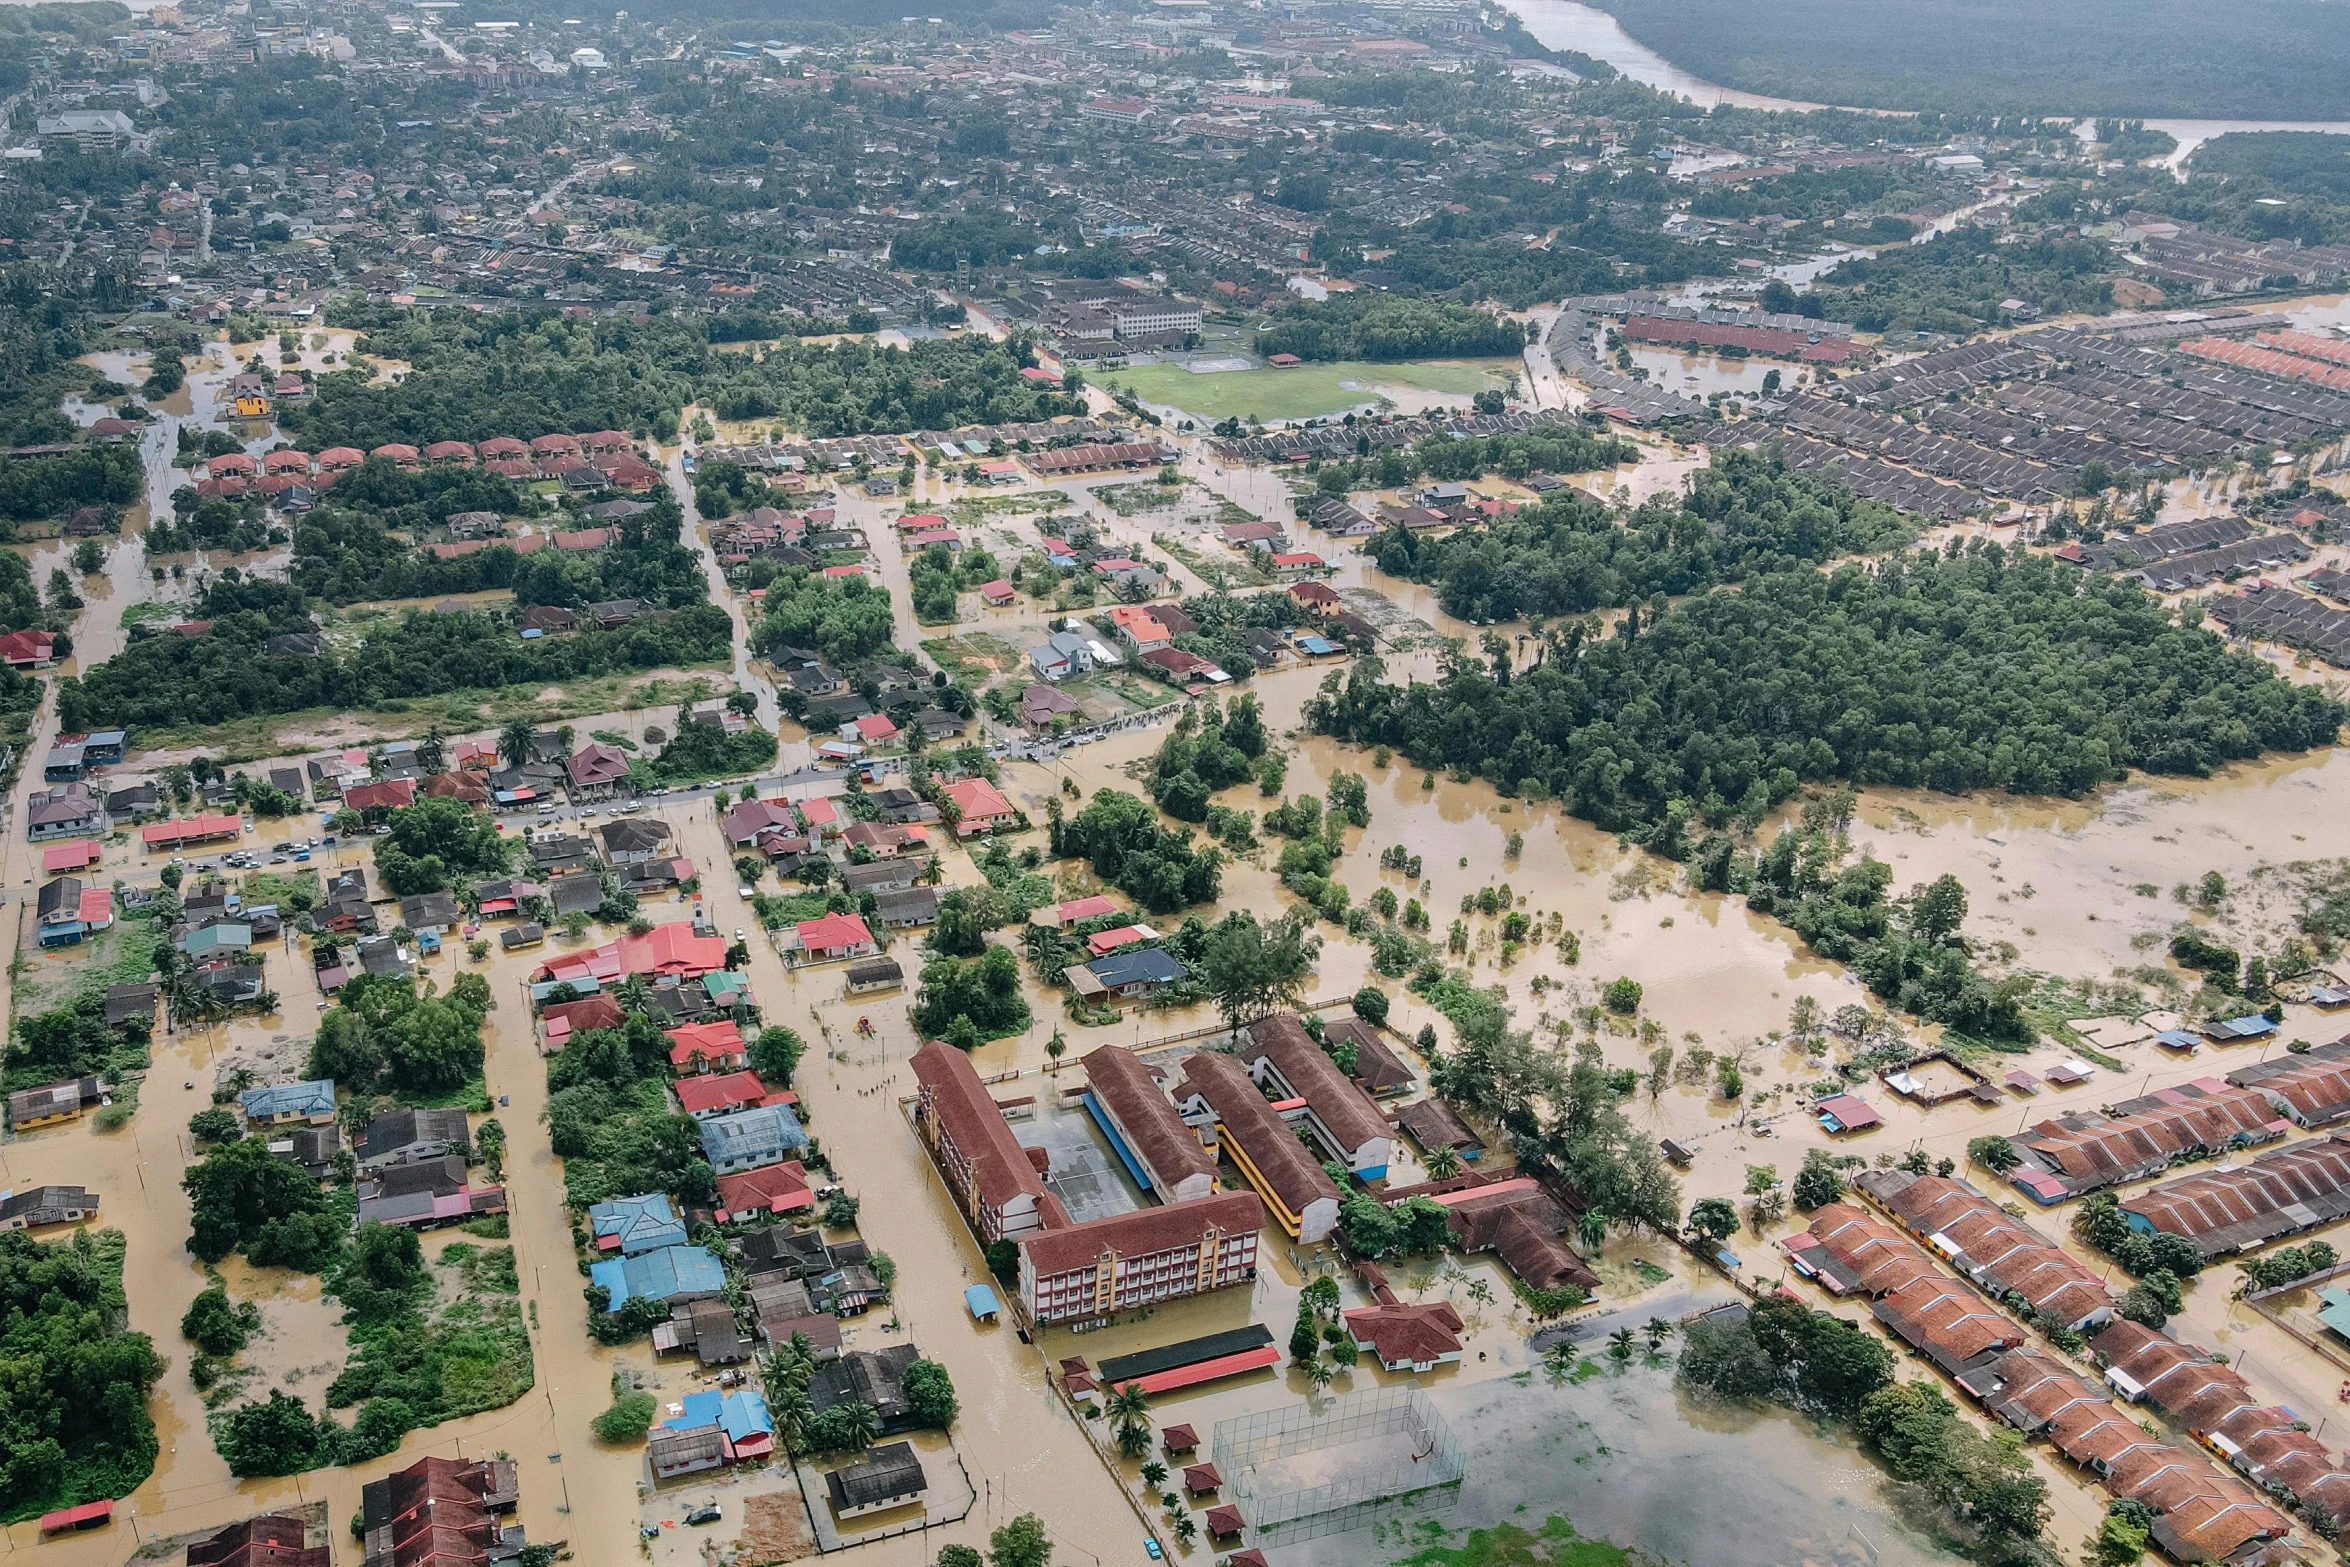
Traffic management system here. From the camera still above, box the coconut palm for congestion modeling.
[1173,1514,1198,1545]
[1141,1461,1168,1491]
[1423,1143,1462,1180]
[1607,1327,1636,1362]
[1107,1382,1153,1458]
[1643,1316,1675,1353]
[1576,1207,1609,1256]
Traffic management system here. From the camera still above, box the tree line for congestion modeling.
[1252,295,1526,364]
[1372,451,1912,620]
[57,577,733,732]
[1309,542,2344,831]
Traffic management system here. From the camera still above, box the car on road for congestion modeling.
[1145,1540,1162,1560]
[686,1505,721,1526]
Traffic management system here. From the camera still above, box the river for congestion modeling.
[1497,0,2350,172]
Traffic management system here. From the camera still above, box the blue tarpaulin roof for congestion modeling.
[964,1284,1001,1319]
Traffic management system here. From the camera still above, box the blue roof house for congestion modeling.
[588,1192,687,1256]
[699,1103,809,1174]
[240,1078,337,1125]
[591,1244,727,1311]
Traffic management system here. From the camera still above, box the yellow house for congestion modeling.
[7,1079,92,1129]
[233,394,269,419]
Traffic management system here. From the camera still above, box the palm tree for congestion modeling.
[1576,1207,1609,1256]
[1544,1337,1578,1374]
[1643,1316,1675,1353]
[1607,1327,1636,1362]
[837,1400,881,1452]
[1107,1382,1153,1458]
[1173,1515,1197,1545]
[1047,1026,1067,1064]
[1423,1144,1461,1180]
[1140,1461,1168,1491]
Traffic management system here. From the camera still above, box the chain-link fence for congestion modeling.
[1212,1383,1464,1542]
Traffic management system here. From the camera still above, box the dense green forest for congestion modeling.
[0,1230,163,1525]
[2193,132,2350,204]
[1810,227,2118,336]
[1590,0,2350,118]
[56,578,731,731]
[0,258,140,447]
[1308,543,2343,824]
[753,570,898,667]
[1252,296,1525,363]
[292,487,705,608]
[1372,452,1912,620]
[288,307,1079,447]
[0,444,141,528]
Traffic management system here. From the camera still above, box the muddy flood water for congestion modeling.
[14,379,2350,1567]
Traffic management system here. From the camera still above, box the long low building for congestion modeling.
[1240,1014,1394,1179]
[1080,1044,1217,1203]
[2094,1319,2350,1531]
[1963,1345,2299,1563]
[2228,1039,2350,1128]
[912,1039,1069,1244]
[2008,1081,2286,1203]
[2118,1131,2350,1258]
[1175,1049,1342,1242]
[1857,1170,2115,1331]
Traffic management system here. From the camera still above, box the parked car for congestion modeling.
[686,1505,721,1527]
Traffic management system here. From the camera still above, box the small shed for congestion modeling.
[964,1284,1001,1322]
[1161,1423,1199,1456]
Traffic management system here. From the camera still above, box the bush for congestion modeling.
[182,1283,261,1357]
[591,1390,658,1444]
[1603,977,1642,1014]
[1352,985,1390,1026]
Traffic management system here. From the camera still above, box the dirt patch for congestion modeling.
[734,1490,818,1566]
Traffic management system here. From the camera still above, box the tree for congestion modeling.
[1905,874,1968,943]
[984,1240,1019,1282]
[1748,1294,1894,1416]
[930,890,989,957]
[216,1389,328,1476]
[592,1390,658,1443]
[1424,1143,1462,1180]
[1967,1135,2022,1174]
[750,1026,806,1086]
[1107,1383,1152,1458]
[1602,977,1642,1014]
[1791,1150,1845,1211]
[1195,909,1319,1031]
[1352,985,1390,1026]
[988,1514,1053,1567]
[186,1135,336,1265]
[1687,1197,1739,1246]
[904,1358,959,1429]
[1337,1193,1399,1258]
[938,1549,985,1567]
[824,1193,862,1229]
[188,1107,241,1144]
[182,1282,260,1356]
[1140,1459,1168,1490]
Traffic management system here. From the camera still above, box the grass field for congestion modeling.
[1105,359,1515,422]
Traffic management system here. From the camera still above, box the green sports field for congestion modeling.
[1104,358,1516,423]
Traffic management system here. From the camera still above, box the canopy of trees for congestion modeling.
[0,1230,162,1525]
[754,569,898,668]
[1049,789,1224,913]
[1310,544,2344,826]
[59,577,732,732]
[912,946,1032,1047]
[375,797,518,895]
[1374,452,1912,620]
[306,970,494,1100]
[1591,0,2350,118]
[1253,295,1524,363]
